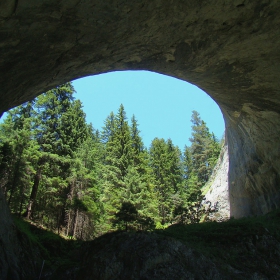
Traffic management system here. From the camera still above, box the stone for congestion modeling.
[74,230,280,279]
[0,188,19,280]
[0,1,280,218]
[203,137,230,221]
[77,232,224,280]
[0,189,41,279]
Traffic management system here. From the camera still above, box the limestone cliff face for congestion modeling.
[0,0,280,218]
[203,138,230,221]
[224,107,280,218]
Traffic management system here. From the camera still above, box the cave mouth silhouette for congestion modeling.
[1,1,280,218]
[71,70,225,150]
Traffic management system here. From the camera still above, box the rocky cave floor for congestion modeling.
[13,210,280,280]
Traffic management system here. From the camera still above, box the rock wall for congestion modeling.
[0,189,42,279]
[0,1,280,219]
[78,232,224,279]
[0,189,19,279]
[224,107,280,217]
[204,138,230,221]
[76,229,280,280]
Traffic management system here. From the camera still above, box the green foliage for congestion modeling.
[187,110,221,186]
[0,102,36,215]
[179,111,222,223]
[100,105,160,229]
[1,85,222,240]
[13,209,280,279]
[113,201,155,231]
[149,137,183,224]
[13,215,83,276]
[157,209,280,270]
[113,201,138,231]
[13,216,39,244]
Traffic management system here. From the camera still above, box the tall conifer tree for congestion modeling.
[149,138,183,224]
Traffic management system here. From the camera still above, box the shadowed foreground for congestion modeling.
[9,210,280,280]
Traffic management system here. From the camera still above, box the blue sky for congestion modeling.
[72,71,224,151]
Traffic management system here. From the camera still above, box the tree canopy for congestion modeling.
[0,84,222,239]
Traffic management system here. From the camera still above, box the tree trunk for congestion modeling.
[24,167,41,219]
[66,183,74,236]
[80,214,85,240]
[7,158,22,206]
[73,209,79,238]
[7,143,25,208]
[66,210,72,236]
[57,211,60,234]
[18,193,24,217]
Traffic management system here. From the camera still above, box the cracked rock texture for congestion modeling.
[73,230,280,280]
[77,232,224,280]
[204,137,230,221]
[0,1,280,219]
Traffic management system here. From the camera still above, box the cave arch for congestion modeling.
[1,1,280,217]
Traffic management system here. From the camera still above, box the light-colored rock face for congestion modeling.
[225,107,280,217]
[0,1,280,218]
[204,138,230,221]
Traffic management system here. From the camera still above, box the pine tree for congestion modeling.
[149,138,183,224]
[100,105,160,229]
[101,112,116,144]
[176,110,222,224]
[113,201,138,231]
[101,105,132,224]
[24,82,89,225]
[66,132,101,239]
[126,115,159,222]
[59,99,88,157]
[0,102,37,215]
[0,85,223,235]
[188,110,220,186]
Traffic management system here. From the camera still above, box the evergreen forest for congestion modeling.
[0,82,222,240]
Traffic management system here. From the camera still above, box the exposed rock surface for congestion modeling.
[0,1,280,217]
[61,228,280,280]
[0,189,41,279]
[0,189,18,280]
[203,138,230,221]
[77,232,224,280]
[1,209,280,279]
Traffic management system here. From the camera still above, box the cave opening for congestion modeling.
[0,0,279,220]
[71,70,225,150]
[1,1,280,278]
[0,70,227,237]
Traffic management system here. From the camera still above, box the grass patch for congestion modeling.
[156,209,280,265]
[12,210,280,278]
[79,211,280,278]
[13,215,39,243]
[12,216,82,278]
[201,180,213,196]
